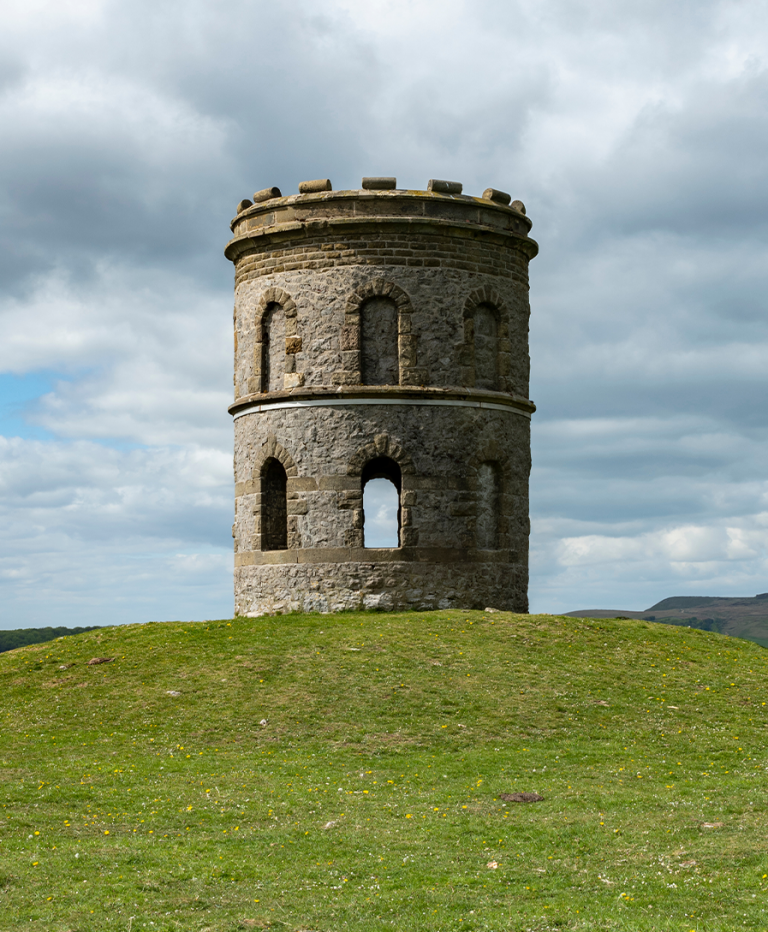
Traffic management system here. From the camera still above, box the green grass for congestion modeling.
[1,610,767,931]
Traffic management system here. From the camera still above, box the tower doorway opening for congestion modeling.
[261,457,288,550]
[362,456,401,548]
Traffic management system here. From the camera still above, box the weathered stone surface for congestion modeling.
[427,179,463,194]
[482,188,512,206]
[253,186,282,202]
[226,184,537,616]
[298,179,333,193]
[362,177,397,190]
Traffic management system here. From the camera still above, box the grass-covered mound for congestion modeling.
[2,610,767,931]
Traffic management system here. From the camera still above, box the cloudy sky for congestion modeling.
[1,0,767,628]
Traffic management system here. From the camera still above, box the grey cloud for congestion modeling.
[581,74,768,239]
[0,1,381,294]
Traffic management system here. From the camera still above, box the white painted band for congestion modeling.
[232,396,532,420]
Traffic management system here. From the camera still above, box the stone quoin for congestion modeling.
[225,178,538,615]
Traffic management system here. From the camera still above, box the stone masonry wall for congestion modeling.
[232,403,531,614]
[232,241,532,400]
[234,560,528,616]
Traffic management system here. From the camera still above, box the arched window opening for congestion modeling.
[261,458,288,550]
[362,456,401,548]
[262,302,286,393]
[476,461,501,550]
[473,304,498,391]
[361,297,399,386]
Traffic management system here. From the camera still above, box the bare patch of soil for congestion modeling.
[499,792,544,803]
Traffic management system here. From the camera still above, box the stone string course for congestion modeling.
[226,185,538,616]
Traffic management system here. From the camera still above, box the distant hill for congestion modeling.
[0,625,102,653]
[565,593,768,648]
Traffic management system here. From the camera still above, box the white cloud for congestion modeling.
[0,435,232,628]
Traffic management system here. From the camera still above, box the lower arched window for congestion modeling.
[261,458,288,550]
[362,456,401,547]
[476,461,501,550]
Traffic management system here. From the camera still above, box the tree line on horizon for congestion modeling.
[0,626,102,654]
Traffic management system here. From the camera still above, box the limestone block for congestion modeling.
[362,177,397,189]
[428,179,463,195]
[299,179,332,193]
[285,336,302,354]
[482,188,511,206]
[253,186,282,202]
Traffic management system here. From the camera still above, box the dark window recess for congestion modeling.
[261,458,288,550]
[361,296,399,385]
[262,302,286,392]
[476,461,501,549]
[362,456,401,547]
[473,304,498,390]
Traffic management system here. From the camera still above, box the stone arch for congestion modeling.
[252,434,302,550]
[345,433,417,548]
[253,287,302,393]
[467,441,514,551]
[459,286,511,392]
[334,278,421,386]
[347,432,415,478]
[253,433,299,479]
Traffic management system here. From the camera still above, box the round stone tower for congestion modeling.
[225,176,538,615]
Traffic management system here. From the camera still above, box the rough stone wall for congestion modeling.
[234,560,528,616]
[226,187,537,616]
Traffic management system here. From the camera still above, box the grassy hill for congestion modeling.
[566,594,768,648]
[2,610,767,931]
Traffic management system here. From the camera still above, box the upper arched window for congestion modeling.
[361,297,399,386]
[476,461,501,550]
[262,302,286,393]
[261,457,288,550]
[362,456,401,547]
[473,304,499,391]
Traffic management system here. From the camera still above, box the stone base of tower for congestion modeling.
[234,558,528,616]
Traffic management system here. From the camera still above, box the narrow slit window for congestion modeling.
[473,304,498,390]
[262,302,286,392]
[362,456,401,548]
[261,458,288,550]
[361,296,399,385]
[476,461,501,550]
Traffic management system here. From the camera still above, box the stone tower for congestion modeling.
[225,177,538,615]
